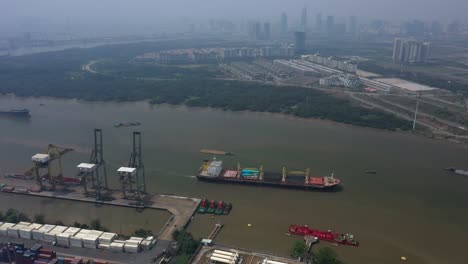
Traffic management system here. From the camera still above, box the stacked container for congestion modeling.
[32,225,56,241]
[8,222,31,238]
[141,236,156,250]
[19,223,43,240]
[124,237,143,253]
[0,223,15,236]
[109,242,124,252]
[98,232,117,244]
[56,227,81,247]
[76,229,103,249]
[44,226,68,243]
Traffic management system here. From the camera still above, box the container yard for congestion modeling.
[0,222,156,253]
[197,158,341,191]
[0,242,108,264]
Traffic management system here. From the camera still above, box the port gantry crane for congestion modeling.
[25,144,74,190]
[118,131,146,205]
[77,129,108,200]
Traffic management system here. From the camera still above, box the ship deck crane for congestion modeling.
[25,144,73,190]
[282,167,310,183]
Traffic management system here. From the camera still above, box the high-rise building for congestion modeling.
[326,16,335,34]
[255,22,262,40]
[393,38,431,64]
[404,20,425,36]
[316,13,323,32]
[301,6,308,31]
[263,22,271,40]
[431,21,443,36]
[281,12,288,34]
[447,20,461,34]
[294,31,306,54]
[348,16,357,36]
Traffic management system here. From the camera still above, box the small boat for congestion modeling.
[445,167,468,176]
[197,198,208,214]
[365,170,377,174]
[200,149,235,156]
[223,203,232,215]
[215,200,225,215]
[207,200,216,214]
[114,121,141,128]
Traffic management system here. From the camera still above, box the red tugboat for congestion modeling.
[207,200,217,214]
[289,225,359,247]
[197,198,208,214]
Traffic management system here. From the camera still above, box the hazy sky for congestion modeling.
[0,0,466,37]
[2,0,467,21]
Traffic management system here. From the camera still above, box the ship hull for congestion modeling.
[0,109,30,117]
[196,174,340,191]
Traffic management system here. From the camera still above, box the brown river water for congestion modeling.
[0,95,466,264]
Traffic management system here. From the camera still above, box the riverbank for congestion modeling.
[1,95,468,264]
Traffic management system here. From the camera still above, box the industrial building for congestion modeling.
[302,54,358,73]
[392,38,431,64]
[320,74,362,89]
[273,59,320,76]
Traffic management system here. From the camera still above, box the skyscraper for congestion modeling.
[294,31,306,54]
[281,12,288,35]
[255,22,261,40]
[349,16,357,36]
[316,13,322,32]
[301,6,308,31]
[326,16,335,34]
[263,22,271,40]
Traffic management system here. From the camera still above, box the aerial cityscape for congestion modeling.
[0,0,467,264]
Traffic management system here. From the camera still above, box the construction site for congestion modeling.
[0,129,201,263]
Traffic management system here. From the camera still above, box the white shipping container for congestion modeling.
[43,233,57,243]
[49,225,68,234]
[109,242,124,252]
[124,243,139,253]
[32,224,55,240]
[124,240,141,246]
[97,243,110,249]
[57,233,71,246]
[70,236,83,248]
[98,232,117,244]
[63,227,81,236]
[19,226,34,239]
[18,222,32,226]
[0,223,15,236]
[29,223,43,230]
[8,224,27,238]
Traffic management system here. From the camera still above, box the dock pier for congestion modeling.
[0,176,200,241]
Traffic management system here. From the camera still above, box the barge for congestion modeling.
[197,158,341,190]
[0,109,30,117]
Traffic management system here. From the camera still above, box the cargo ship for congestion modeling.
[289,224,359,247]
[197,158,341,190]
[0,109,30,117]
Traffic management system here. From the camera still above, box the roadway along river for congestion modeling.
[0,95,466,264]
